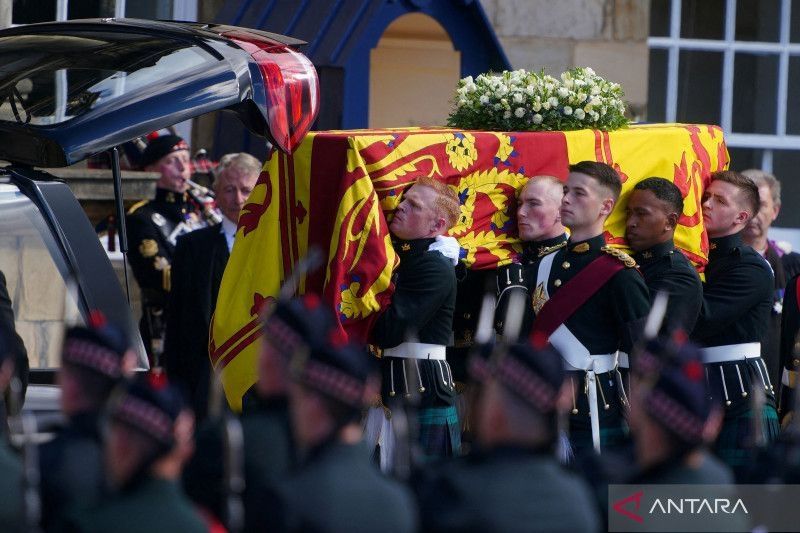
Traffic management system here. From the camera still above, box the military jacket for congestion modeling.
[372,238,457,406]
[0,438,22,532]
[372,237,456,347]
[70,475,206,533]
[633,240,702,332]
[781,275,800,388]
[125,187,205,307]
[494,234,568,338]
[691,233,773,348]
[39,411,105,530]
[415,445,599,532]
[252,440,417,533]
[533,235,650,355]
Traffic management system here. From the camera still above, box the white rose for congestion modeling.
[501,98,508,106]
[557,87,569,98]
[574,108,585,120]
[577,92,587,102]
[504,109,512,119]
[563,78,574,89]
[591,85,601,95]
[563,106,573,115]
[525,84,535,96]
[590,96,602,107]
[585,67,596,76]
[514,107,525,118]
[463,76,474,85]
[542,101,551,110]
[532,101,542,112]
[532,114,543,124]
[548,97,559,107]
[458,98,467,107]
[479,95,489,105]
[513,92,524,104]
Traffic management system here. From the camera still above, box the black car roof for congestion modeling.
[0,19,307,167]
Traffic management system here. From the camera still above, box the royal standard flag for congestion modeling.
[212,124,728,409]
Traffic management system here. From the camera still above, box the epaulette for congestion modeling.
[126,199,150,215]
[537,240,567,258]
[601,245,637,268]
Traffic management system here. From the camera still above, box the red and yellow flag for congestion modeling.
[211,124,728,409]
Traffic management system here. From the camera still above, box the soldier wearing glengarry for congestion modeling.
[690,170,778,480]
[529,161,650,457]
[125,135,210,364]
[625,177,702,332]
[494,175,567,339]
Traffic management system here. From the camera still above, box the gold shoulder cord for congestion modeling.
[601,245,638,268]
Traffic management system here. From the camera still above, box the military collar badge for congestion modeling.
[571,242,590,253]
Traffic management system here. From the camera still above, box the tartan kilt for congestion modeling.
[714,401,779,477]
[568,402,630,458]
[418,405,461,461]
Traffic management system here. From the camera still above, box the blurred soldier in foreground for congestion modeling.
[741,169,800,385]
[494,175,567,338]
[39,316,131,530]
[164,152,261,421]
[126,134,210,363]
[371,176,462,463]
[529,161,650,455]
[252,336,417,532]
[0,328,23,532]
[415,341,599,532]
[69,374,205,532]
[628,334,730,483]
[185,295,331,529]
[691,170,778,479]
[625,177,702,332]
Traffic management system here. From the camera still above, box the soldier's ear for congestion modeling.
[735,209,750,227]
[666,212,679,231]
[600,197,615,217]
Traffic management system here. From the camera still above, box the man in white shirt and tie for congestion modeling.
[164,152,261,420]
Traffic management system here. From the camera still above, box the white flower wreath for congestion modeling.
[447,67,629,132]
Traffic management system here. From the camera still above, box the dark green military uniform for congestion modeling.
[779,274,800,419]
[533,235,650,455]
[253,441,416,533]
[691,232,778,477]
[415,446,599,532]
[762,242,800,385]
[633,240,702,332]
[39,412,106,530]
[372,237,459,459]
[494,234,568,338]
[0,434,22,532]
[70,475,206,533]
[126,187,205,361]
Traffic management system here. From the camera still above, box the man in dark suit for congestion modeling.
[163,152,261,420]
[741,169,800,386]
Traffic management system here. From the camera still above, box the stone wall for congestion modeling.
[481,0,650,119]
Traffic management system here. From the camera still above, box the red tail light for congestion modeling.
[223,30,320,153]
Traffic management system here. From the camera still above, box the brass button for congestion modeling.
[554,279,562,287]
[562,261,570,269]
[463,313,471,320]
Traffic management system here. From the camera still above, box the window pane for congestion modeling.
[681,0,726,39]
[788,57,800,134]
[647,49,668,122]
[736,0,781,42]
[68,0,114,19]
[772,150,800,227]
[792,0,800,42]
[677,51,723,125]
[12,0,56,24]
[0,183,84,369]
[732,54,778,134]
[126,0,174,20]
[650,0,671,37]
[727,147,761,171]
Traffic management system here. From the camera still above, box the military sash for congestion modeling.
[530,254,625,340]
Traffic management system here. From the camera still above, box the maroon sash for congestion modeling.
[530,254,625,341]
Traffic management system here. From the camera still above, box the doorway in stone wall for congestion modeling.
[369,13,460,128]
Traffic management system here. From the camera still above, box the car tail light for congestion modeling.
[223,30,320,153]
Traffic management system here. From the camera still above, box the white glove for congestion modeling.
[428,235,460,266]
